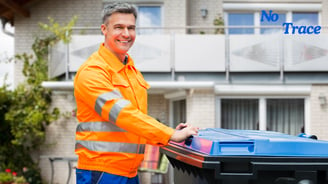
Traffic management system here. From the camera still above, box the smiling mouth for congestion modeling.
[118,40,129,43]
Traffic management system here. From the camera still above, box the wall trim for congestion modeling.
[215,84,311,96]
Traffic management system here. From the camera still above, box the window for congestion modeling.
[137,6,162,34]
[261,12,286,34]
[221,99,259,130]
[227,13,254,34]
[220,98,305,135]
[266,99,304,135]
[103,3,162,34]
[172,99,186,128]
[292,12,318,25]
[225,11,319,35]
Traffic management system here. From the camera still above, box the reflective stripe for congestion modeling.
[75,140,145,154]
[95,90,123,116]
[76,122,126,132]
[109,99,130,123]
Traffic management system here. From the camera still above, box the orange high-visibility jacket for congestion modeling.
[74,43,175,177]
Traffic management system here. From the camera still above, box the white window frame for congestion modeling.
[215,84,311,134]
[135,3,163,34]
[223,3,321,35]
[165,91,187,128]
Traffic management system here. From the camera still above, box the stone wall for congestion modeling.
[186,89,216,128]
[310,85,328,140]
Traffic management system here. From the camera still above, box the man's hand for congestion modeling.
[170,123,199,143]
[175,123,189,130]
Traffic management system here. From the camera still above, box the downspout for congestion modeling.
[1,19,14,37]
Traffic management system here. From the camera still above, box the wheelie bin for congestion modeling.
[160,128,328,184]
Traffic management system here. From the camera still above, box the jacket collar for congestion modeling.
[98,43,135,72]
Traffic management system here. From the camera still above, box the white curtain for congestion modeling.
[267,99,304,135]
[221,99,259,130]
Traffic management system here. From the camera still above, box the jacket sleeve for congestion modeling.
[74,64,174,146]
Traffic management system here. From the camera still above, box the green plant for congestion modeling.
[213,13,225,34]
[39,16,78,44]
[13,176,27,184]
[6,51,60,148]
[0,16,77,184]
[0,172,13,182]
[0,169,14,183]
[0,169,28,184]
[5,16,77,148]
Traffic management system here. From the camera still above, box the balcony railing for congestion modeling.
[49,26,328,80]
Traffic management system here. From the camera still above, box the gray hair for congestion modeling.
[102,2,137,25]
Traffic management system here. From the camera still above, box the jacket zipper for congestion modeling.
[124,65,142,173]
[124,65,140,109]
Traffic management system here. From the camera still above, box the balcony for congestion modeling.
[49,26,328,84]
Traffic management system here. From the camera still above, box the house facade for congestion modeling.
[8,0,328,183]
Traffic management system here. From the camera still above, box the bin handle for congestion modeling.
[179,126,194,146]
[185,136,193,146]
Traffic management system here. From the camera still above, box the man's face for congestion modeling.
[101,13,136,57]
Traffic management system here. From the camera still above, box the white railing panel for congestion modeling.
[284,35,328,71]
[49,41,68,78]
[69,35,103,72]
[49,32,328,79]
[229,35,281,71]
[129,35,171,72]
[174,35,225,72]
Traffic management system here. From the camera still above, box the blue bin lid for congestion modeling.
[173,128,328,157]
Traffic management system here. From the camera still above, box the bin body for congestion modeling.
[161,128,328,184]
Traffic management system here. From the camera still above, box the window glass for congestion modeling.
[173,99,186,128]
[227,13,254,34]
[221,99,259,130]
[137,6,162,34]
[293,12,318,25]
[261,12,286,34]
[226,11,319,35]
[266,99,304,135]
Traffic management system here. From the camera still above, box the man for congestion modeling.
[74,2,198,183]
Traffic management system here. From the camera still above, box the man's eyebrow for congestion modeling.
[113,24,136,27]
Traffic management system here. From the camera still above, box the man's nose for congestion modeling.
[122,28,129,37]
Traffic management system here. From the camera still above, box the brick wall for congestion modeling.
[38,92,77,184]
[188,0,223,34]
[163,0,187,34]
[310,85,328,141]
[14,0,102,86]
[148,94,169,126]
[186,89,216,128]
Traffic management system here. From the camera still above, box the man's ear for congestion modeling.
[101,24,107,35]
